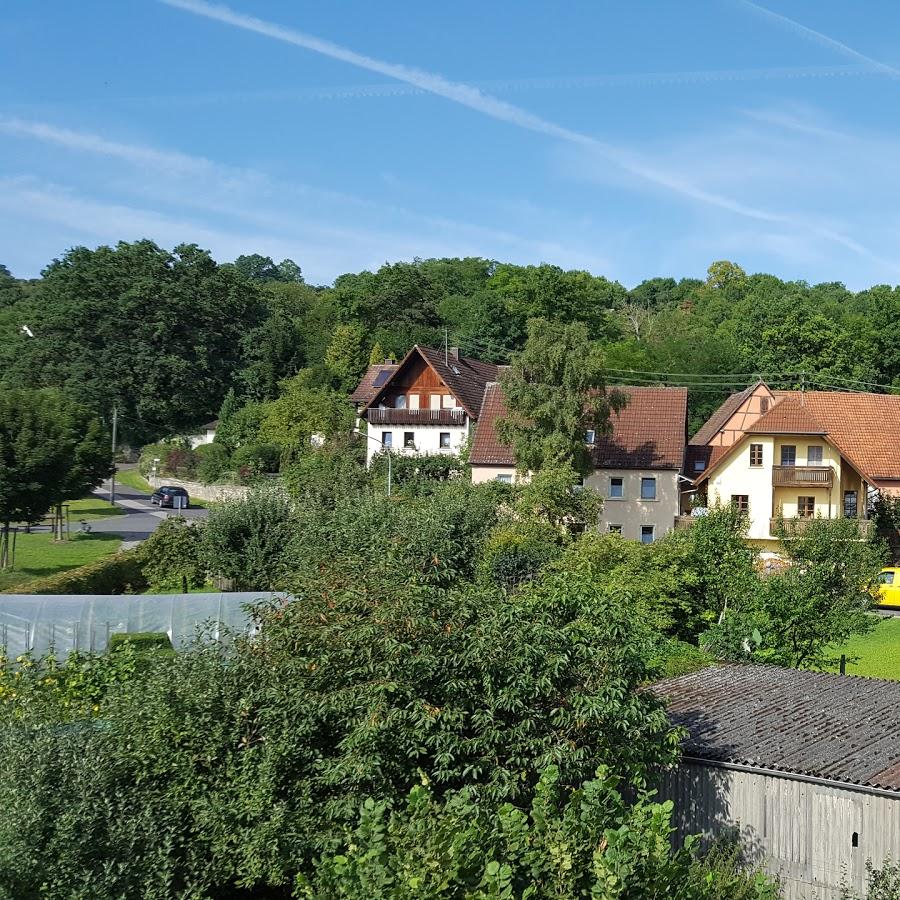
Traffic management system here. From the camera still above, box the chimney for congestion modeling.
[448,347,459,362]
[385,357,396,366]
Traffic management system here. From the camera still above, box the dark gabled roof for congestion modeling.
[653,664,900,793]
[359,346,499,419]
[416,346,499,418]
[200,419,219,431]
[689,383,758,446]
[469,384,688,471]
[350,363,399,404]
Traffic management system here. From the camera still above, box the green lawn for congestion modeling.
[825,616,900,680]
[114,468,153,493]
[66,497,125,521]
[0,532,122,592]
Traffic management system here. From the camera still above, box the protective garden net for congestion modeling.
[0,592,283,659]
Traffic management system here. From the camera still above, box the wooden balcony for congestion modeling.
[772,465,833,487]
[770,517,873,538]
[366,408,467,426]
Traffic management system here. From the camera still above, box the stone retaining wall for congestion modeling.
[147,475,250,503]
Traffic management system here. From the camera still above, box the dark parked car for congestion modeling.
[150,486,190,509]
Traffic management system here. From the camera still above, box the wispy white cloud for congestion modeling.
[736,1,900,80]
[1,113,592,268]
[158,0,884,266]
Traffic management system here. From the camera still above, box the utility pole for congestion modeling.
[110,404,118,505]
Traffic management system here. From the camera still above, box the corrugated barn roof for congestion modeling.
[653,664,900,792]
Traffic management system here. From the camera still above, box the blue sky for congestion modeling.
[2,1,900,288]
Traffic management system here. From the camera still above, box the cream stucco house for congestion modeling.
[686,382,900,554]
[469,383,688,543]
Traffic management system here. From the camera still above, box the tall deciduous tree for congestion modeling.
[6,242,265,443]
[498,319,624,476]
[0,389,111,566]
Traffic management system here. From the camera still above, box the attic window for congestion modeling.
[760,397,769,414]
[585,429,596,444]
[451,365,461,376]
[694,458,706,472]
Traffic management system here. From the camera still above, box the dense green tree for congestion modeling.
[487,263,624,340]
[498,319,623,475]
[259,370,354,463]
[2,242,264,443]
[232,253,303,283]
[324,323,367,392]
[0,389,111,565]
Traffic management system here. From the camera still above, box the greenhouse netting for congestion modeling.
[0,593,285,659]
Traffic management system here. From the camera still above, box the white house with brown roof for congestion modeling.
[686,383,900,553]
[351,346,498,465]
[469,384,689,543]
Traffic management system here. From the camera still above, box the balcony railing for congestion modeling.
[770,517,873,538]
[366,408,467,426]
[674,515,698,530]
[772,465,834,487]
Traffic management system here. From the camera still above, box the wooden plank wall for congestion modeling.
[659,762,900,899]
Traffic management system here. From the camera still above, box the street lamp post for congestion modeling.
[353,429,392,497]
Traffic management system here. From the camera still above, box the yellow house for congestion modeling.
[686,383,900,554]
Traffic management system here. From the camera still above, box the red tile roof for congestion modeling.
[692,386,900,486]
[470,384,688,471]
[776,390,900,484]
[744,395,827,435]
[350,363,399,404]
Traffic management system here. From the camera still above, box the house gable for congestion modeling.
[691,381,776,448]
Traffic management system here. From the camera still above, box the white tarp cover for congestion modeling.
[0,592,283,658]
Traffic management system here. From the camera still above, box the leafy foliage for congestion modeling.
[498,319,623,475]
[299,768,777,899]
[200,485,297,589]
[139,517,205,592]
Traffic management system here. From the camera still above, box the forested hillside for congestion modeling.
[2,243,898,443]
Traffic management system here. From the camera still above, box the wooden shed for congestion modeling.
[653,665,900,899]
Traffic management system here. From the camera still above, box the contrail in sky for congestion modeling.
[737,0,900,80]
[158,0,888,264]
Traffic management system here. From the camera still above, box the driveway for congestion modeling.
[90,475,208,549]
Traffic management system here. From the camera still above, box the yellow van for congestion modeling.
[877,568,900,607]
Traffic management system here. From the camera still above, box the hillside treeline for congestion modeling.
[2,246,898,442]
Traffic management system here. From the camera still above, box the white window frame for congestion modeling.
[807,444,823,465]
[608,476,624,499]
[408,393,420,410]
[442,394,455,409]
[608,523,623,534]
[585,429,596,444]
[381,431,392,449]
[439,432,451,449]
[640,525,655,544]
[430,394,441,410]
[394,394,407,409]
[403,431,416,449]
[495,473,513,484]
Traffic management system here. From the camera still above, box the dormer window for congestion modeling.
[585,429,596,444]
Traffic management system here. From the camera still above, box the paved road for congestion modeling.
[90,475,208,549]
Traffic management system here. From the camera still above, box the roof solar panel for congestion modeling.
[372,370,391,388]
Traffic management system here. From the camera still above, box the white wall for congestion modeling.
[365,424,468,465]
[471,465,517,484]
